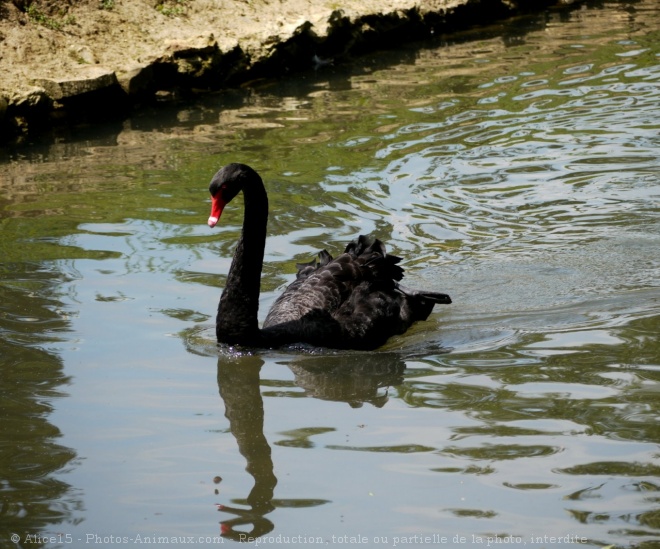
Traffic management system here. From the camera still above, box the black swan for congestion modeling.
[207,163,451,350]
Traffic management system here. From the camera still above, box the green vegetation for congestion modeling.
[155,0,189,17]
[24,3,76,30]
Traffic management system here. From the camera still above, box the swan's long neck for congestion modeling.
[216,179,268,345]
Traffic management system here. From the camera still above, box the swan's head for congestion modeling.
[207,163,260,228]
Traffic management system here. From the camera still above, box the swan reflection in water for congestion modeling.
[215,351,406,540]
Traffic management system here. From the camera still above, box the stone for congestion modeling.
[116,64,155,96]
[32,66,119,101]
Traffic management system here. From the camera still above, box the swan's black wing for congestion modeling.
[295,249,333,280]
[261,235,451,349]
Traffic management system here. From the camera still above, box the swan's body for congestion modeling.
[208,163,451,350]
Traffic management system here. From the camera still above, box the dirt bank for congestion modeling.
[0,0,575,143]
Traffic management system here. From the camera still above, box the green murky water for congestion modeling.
[1,1,659,547]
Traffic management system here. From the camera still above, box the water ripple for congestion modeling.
[352,62,660,270]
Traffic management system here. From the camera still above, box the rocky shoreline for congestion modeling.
[0,0,577,144]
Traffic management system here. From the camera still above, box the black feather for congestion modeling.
[209,163,451,349]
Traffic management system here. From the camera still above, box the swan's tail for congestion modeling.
[396,283,452,305]
[396,282,452,323]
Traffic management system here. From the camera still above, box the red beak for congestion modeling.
[208,195,226,228]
